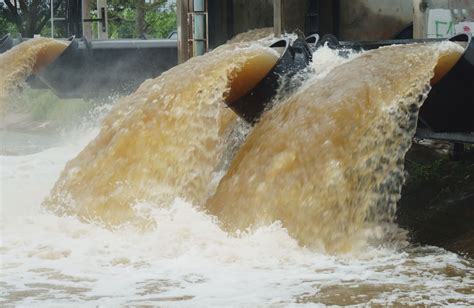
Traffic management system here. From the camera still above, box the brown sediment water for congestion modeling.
[42,43,279,225]
[431,42,465,85]
[206,42,465,253]
[0,38,68,111]
[1,36,472,306]
[227,27,275,44]
[39,37,465,249]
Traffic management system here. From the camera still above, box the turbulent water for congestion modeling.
[206,42,465,253]
[1,38,473,306]
[42,43,279,225]
[0,38,67,111]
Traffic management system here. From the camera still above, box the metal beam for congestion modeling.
[415,128,474,144]
[82,0,93,39]
[96,0,108,39]
[273,0,282,37]
[177,0,190,63]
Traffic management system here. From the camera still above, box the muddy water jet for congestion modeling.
[0,38,68,110]
[34,37,465,253]
[1,35,473,306]
[206,42,465,253]
[42,43,279,225]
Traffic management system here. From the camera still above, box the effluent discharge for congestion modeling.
[1,36,473,306]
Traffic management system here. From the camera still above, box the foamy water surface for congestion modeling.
[1,117,472,307]
[1,45,473,306]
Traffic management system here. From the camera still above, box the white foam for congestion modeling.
[310,44,362,80]
[1,44,473,306]
[1,125,473,306]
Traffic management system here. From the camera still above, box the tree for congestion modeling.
[135,0,145,37]
[0,11,18,36]
[0,0,62,37]
[106,0,174,38]
[0,0,176,39]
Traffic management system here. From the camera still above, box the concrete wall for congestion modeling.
[199,0,474,57]
[226,0,415,41]
[208,0,233,48]
[338,0,413,40]
[336,0,474,40]
[232,0,274,35]
[279,0,307,35]
[414,0,474,38]
[208,0,274,48]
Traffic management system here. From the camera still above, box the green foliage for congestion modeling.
[407,158,444,182]
[106,2,176,39]
[108,8,135,39]
[0,0,176,39]
[0,0,59,37]
[9,88,94,125]
[0,16,18,36]
[144,6,176,38]
[405,144,474,194]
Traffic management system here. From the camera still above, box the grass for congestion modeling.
[404,144,474,192]
[5,87,97,127]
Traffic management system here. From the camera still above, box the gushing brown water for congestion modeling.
[206,43,464,253]
[39,38,464,251]
[43,43,279,225]
[431,44,464,85]
[0,38,67,111]
[1,36,472,306]
[227,28,274,44]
